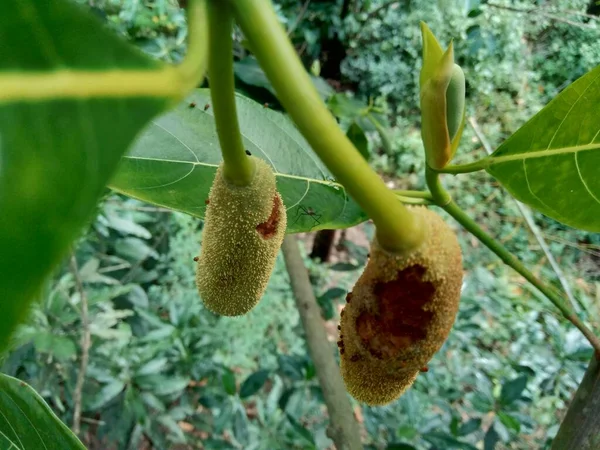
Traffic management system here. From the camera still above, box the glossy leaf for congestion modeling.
[222,369,237,396]
[487,64,600,231]
[0,374,86,449]
[423,432,479,450]
[500,376,528,405]
[239,370,270,398]
[484,424,500,450]
[0,0,172,351]
[346,121,370,160]
[110,89,368,233]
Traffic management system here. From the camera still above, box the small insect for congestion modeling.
[203,103,211,111]
[263,102,269,108]
[189,102,196,108]
[293,205,322,229]
[337,325,341,330]
[420,366,429,373]
[193,256,199,262]
[245,149,252,156]
[205,199,210,205]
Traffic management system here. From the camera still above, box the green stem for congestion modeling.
[396,195,433,206]
[425,171,600,354]
[177,0,209,93]
[394,190,433,200]
[434,158,490,174]
[207,1,254,185]
[231,0,424,252]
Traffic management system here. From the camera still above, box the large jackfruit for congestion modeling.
[339,206,462,405]
[196,156,287,316]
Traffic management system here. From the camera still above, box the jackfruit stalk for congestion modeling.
[196,156,287,316]
[339,206,462,405]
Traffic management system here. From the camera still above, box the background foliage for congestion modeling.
[4,0,600,449]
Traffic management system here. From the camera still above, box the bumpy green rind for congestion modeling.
[339,206,463,405]
[196,156,287,316]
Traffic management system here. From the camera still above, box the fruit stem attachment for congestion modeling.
[177,0,209,94]
[207,0,254,185]
[231,0,424,252]
[426,170,600,354]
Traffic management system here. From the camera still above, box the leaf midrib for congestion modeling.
[118,154,341,187]
[489,141,600,166]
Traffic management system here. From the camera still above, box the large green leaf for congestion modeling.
[110,89,368,233]
[0,0,176,350]
[486,64,600,231]
[0,373,85,449]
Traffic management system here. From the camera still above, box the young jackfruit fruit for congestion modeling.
[338,206,462,405]
[196,156,287,316]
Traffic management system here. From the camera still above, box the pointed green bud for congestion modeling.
[419,22,466,169]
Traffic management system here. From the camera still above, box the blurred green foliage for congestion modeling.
[5,0,600,448]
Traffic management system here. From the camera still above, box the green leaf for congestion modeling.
[222,369,237,396]
[0,0,172,351]
[86,380,125,411]
[346,121,370,160]
[486,64,600,231]
[498,411,521,433]
[484,425,500,450]
[423,432,479,450]
[386,444,417,450]
[499,376,528,405]
[0,374,85,449]
[110,89,368,233]
[239,370,270,398]
[286,414,316,446]
[458,418,482,436]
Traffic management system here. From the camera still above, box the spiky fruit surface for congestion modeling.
[196,157,287,316]
[339,206,462,405]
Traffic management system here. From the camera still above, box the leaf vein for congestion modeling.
[574,152,600,206]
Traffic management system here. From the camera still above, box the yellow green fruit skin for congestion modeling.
[196,157,287,316]
[339,206,462,405]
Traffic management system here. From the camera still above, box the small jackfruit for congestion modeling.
[196,156,287,316]
[339,206,462,405]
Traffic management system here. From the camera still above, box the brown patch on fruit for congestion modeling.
[256,195,282,239]
[346,292,353,303]
[356,265,435,360]
[420,366,429,373]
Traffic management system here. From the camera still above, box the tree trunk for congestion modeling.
[551,354,600,449]
[282,236,363,450]
[310,229,337,261]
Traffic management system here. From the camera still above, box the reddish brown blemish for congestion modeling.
[420,366,429,373]
[356,265,435,360]
[256,195,282,239]
[205,199,210,205]
[193,256,199,262]
[346,292,353,303]
[350,354,361,362]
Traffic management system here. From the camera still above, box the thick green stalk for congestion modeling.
[177,0,209,93]
[207,1,254,185]
[231,0,424,252]
[425,170,600,353]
